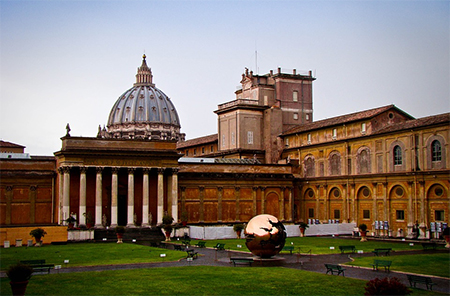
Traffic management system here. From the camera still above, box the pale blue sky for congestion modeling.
[1,0,449,155]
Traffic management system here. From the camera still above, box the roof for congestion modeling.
[374,112,450,135]
[177,134,218,149]
[282,105,414,136]
[0,140,25,149]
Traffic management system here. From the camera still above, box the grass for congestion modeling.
[0,266,440,296]
[182,236,427,254]
[0,242,186,270]
[347,253,450,278]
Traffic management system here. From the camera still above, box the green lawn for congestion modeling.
[182,236,427,254]
[347,253,450,278]
[0,266,440,296]
[0,243,186,270]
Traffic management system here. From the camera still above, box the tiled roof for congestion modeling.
[214,158,261,164]
[177,134,218,149]
[282,105,414,136]
[373,112,450,135]
[0,140,25,148]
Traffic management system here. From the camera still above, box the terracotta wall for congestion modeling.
[0,226,67,247]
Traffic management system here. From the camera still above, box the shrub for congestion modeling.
[29,228,47,240]
[6,263,33,282]
[359,223,368,232]
[364,277,411,295]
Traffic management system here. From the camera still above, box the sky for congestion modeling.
[1,0,449,156]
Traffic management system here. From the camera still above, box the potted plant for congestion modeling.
[359,223,368,242]
[6,263,33,296]
[443,226,450,248]
[29,227,47,246]
[65,214,76,229]
[83,212,94,229]
[162,213,174,241]
[233,224,245,239]
[115,226,126,243]
[299,222,309,237]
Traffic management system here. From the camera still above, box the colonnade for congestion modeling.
[58,166,178,228]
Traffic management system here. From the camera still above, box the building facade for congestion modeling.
[0,56,448,242]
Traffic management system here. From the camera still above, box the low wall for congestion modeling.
[189,223,356,240]
[68,229,95,241]
[1,225,67,247]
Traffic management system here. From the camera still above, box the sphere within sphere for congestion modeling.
[244,214,287,258]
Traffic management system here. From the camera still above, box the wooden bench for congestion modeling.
[372,248,392,256]
[173,244,184,251]
[186,249,198,259]
[214,243,226,251]
[230,257,253,267]
[282,246,295,254]
[372,259,392,272]
[338,245,355,254]
[182,239,191,247]
[195,241,206,248]
[20,260,54,274]
[324,264,346,276]
[421,242,437,250]
[406,274,436,290]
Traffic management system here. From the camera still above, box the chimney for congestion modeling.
[293,69,296,75]
[270,70,273,76]
[277,67,281,74]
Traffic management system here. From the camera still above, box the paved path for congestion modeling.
[2,244,449,294]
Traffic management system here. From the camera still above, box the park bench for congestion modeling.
[173,244,184,251]
[230,257,253,267]
[282,246,295,254]
[406,274,436,290]
[186,249,198,259]
[338,245,355,254]
[372,259,392,272]
[324,264,346,276]
[20,259,54,274]
[214,243,226,251]
[421,242,437,250]
[372,248,392,256]
[195,241,206,248]
[182,239,191,247]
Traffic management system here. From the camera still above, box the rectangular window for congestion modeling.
[231,132,235,145]
[396,210,405,220]
[361,123,366,134]
[306,114,310,121]
[285,138,289,147]
[202,147,205,154]
[307,133,311,144]
[435,210,444,221]
[363,210,370,219]
[210,145,214,153]
[247,131,253,144]
[222,135,226,147]
[264,95,268,105]
[185,150,189,156]
[334,209,340,219]
[293,91,298,102]
[193,149,197,156]
[332,128,337,139]
[308,208,314,218]
[293,113,299,120]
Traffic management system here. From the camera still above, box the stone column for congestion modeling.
[62,166,71,225]
[95,167,103,228]
[342,184,348,223]
[350,183,356,223]
[217,187,223,222]
[252,187,258,217]
[280,187,286,221]
[315,185,320,221]
[288,187,293,222]
[171,168,179,223]
[407,181,414,237]
[235,186,241,222]
[372,183,377,235]
[418,181,426,238]
[79,167,87,227]
[110,167,119,228]
[199,186,205,223]
[58,168,64,224]
[127,168,135,227]
[157,168,164,224]
[141,168,150,227]
[261,186,266,213]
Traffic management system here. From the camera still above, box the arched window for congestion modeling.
[304,157,315,177]
[329,152,341,175]
[357,148,371,174]
[394,145,402,165]
[432,140,442,162]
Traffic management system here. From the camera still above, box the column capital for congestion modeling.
[260,186,267,191]
[96,167,104,173]
[199,186,205,191]
[128,167,135,174]
[217,186,223,192]
[62,166,71,173]
[6,185,13,191]
[181,186,186,192]
[158,167,165,174]
[111,167,120,174]
[30,185,37,191]
[252,186,258,191]
[80,166,88,173]
[143,167,151,174]
[235,186,240,192]
[172,168,179,175]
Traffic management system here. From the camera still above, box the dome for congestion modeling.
[100,55,185,141]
